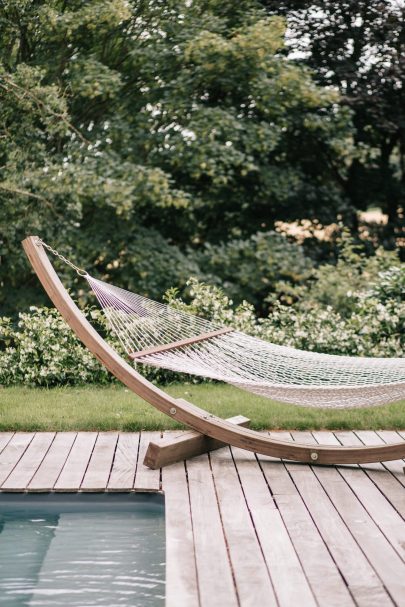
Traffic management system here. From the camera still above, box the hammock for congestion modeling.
[86,275,405,409]
[23,236,405,466]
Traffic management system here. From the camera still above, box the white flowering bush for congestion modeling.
[0,307,113,386]
[167,265,404,357]
[0,305,199,387]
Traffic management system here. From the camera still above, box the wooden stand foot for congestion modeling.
[143,415,250,469]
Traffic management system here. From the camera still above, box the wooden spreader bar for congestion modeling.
[129,327,233,360]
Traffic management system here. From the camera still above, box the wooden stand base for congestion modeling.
[143,415,250,469]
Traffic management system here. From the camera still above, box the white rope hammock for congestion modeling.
[86,275,405,409]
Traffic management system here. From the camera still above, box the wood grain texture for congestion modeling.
[0,433,14,455]
[1,433,55,491]
[54,432,98,491]
[251,444,355,607]
[134,431,161,491]
[163,460,200,607]
[129,327,233,359]
[292,431,405,607]
[81,432,118,491]
[210,447,278,607]
[28,432,77,491]
[144,415,250,469]
[0,433,34,486]
[107,432,139,491]
[0,430,404,605]
[22,235,405,465]
[187,453,238,607]
[331,431,405,562]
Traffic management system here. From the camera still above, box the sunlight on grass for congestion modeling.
[0,384,404,432]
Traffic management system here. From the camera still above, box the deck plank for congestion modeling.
[247,440,355,607]
[330,431,405,562]
[292,431,405,606]
[54,432,98,491]
[163,460,200,607]
[0,433,34,486]
[134,431,161,492]
[233,446,322,607]
[0,433,14,455]
[210,447,279,607]
[0,429,403,606]
[28,432,77,491]
[376,431,405,486]
[107,432,139,491]
[286,432,393,607]
[186,453,238,607]
[81,432,119,491]
[316,430,405,518]
[1,433,55,491]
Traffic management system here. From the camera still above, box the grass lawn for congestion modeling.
[0,383,404,432]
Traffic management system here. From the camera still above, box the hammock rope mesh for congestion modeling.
[87,275,405,409]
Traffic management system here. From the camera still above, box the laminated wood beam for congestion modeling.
[144,414,250,469]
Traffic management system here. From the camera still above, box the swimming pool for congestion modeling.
[0,493,165,606]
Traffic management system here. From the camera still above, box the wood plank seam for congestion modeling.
[0,433,14,456]
[254,448,327,606]
[309,432,405,603]
[310,432,397,589]
[378,430,405,464]
[228,448,281,604]
[334,430,405,514]
[352,431,405,519]
[52,432,79,490]
[330,432,405,565]
[6,433,57,491]
[278,432,365,605]
[132,429,143,489]
[0,433,36,490]
[208,450,242,606]
[78,432,100,490]
[184,459,204,607]
[134,431,162,492]
[105,433,120,489]
[27,433,57,489]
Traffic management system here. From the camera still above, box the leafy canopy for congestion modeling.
[0,0,352,314]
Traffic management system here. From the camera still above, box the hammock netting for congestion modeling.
[87,275,405,409]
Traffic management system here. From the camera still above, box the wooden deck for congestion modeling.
[0,430,404,606]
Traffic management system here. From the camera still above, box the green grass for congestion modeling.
[0,384,404,432]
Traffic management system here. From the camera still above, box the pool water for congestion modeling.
[0,493,165,607]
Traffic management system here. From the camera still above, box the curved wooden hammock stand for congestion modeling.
[23,236,405,469]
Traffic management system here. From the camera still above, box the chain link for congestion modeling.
[36,238,88,277]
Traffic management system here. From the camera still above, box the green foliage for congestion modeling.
[291,231,401,316]
[168,251,405,358]
[0,307,111,386]
[0,304,200,387]
[0,0,353,315]
[193,230,313,310]
[263,0,405,237]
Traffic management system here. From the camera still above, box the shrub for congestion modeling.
[0,305,201,387]
[1,243,402,387]
[194,230,313,311]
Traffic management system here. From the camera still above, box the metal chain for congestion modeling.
[36,238,88,277]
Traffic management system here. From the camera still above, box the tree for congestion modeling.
[262,0,405,240]
[0,0,351,315]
